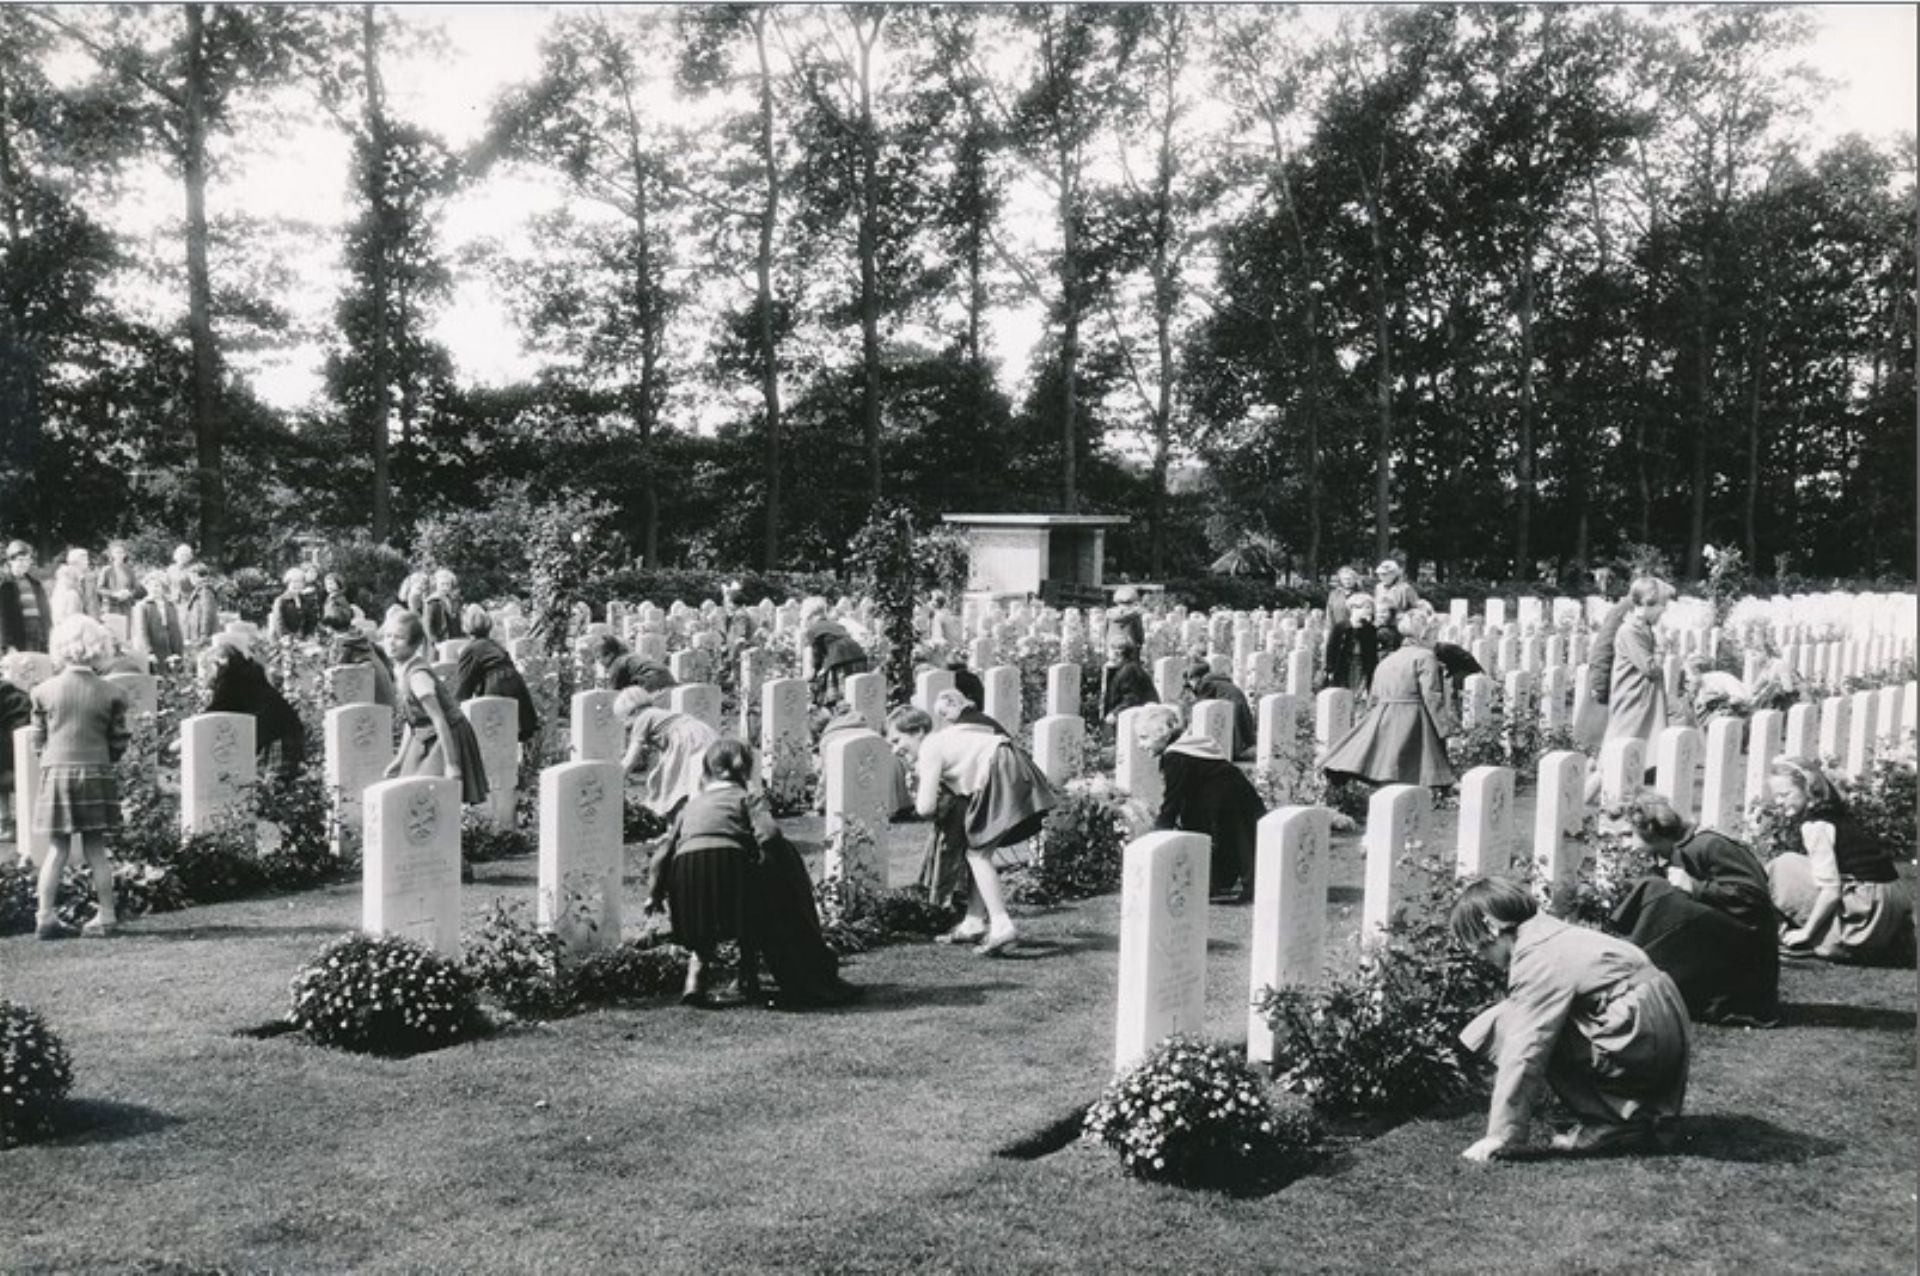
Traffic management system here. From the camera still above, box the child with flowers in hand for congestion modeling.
[1452,877,1691,1160]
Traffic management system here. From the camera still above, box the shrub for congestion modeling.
[462,809,535,863]
[463,900,573,1017]
[623,793,669,845]
[1257,861,1504,1117]
[1559,810,1653,927]
[1016,782,1127,904]
[161,823,269,903]
[0,862,36,935]
[288,933,482,1056]
[254,762,350,892]
[1835,741,1917,853]
[1,1001,74,1146]
[320,537,412,615]
[570,936,692,1003]
[1083,1035,1319,1188]
[816,878,961,952]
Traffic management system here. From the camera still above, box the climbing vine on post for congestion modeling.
[847,503,970,703]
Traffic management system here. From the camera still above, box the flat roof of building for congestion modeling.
[941,513,1130,527]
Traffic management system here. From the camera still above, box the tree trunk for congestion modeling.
[360,5,393,545]
[1363,161,1392,560]
[753,16,782,569]
[1743,325,1766,567]
[856,15,883,504]
[1057,138,1080,514]
[1686,313,1710,580]
[183,3,226,563]
[0,68,44,541]
[1147,108,1175,577]
[1515,244,1537,577]
[1303,290,1322,584]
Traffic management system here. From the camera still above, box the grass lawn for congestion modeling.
[5,811,1916,1274]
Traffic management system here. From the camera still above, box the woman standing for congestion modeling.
[1321,611,1456,789]
[888,690,1057,955]
[29,617,129,939]
[422,569,463,653]
[380,610,489,806]
[1766,757,1914,966]
[129,570,186,669]
[95,541,140,621]
[615,686,719,821]
[1604,577,1672,746]
[1323,594,1379,693]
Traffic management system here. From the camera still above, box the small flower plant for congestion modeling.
[1083,1035,1317,1188]
[1,1000,74,1146]
[289,932,482,1056]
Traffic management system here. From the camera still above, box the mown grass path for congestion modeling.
[6,813,1914,1274]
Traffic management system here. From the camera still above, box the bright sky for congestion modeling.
[74,3,1920,415]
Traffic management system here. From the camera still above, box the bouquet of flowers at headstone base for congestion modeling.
[1082,1035,1317,1188]
[1,1000,74,1146]
[289,932,482,1056]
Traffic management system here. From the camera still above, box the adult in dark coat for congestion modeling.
[1,542,51,654]
[203,637,307,778]
[1143,705,1266,902]
[945,653,986,710]
[1573,597,1632,752]
[1324,595,1379,693]
[1322,612,1455,789]
[1185,659,1256,761]
[592,635,676,695]
[1099,641,1158,725]
[452,607,540,743]
[1610,793,1779,1024]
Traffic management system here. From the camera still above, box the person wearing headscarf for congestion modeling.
[1141,704,1266,903]
[1371,559,1420,652]
[1184,657,1256,761]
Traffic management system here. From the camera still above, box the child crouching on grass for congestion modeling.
[1451,877,1692,1160]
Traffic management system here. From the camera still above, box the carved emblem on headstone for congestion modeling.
[404,788,439,845]
[854,746,878,793]
[577,775,604,828]
[211,721,237,767]
[1165,847,1194,918]
[351,714,378,752]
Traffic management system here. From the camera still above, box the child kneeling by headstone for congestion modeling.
[1451,877,1691,1160]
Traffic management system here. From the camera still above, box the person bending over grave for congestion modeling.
[590,634,676,695]
[818,701,910,818]
[616,686,718,821]
[422,569,463,652]
[800,596,870,708]
[888,690,1057,955]
[1321,611,1455,790]
[1139,704,1264,904]
[1323,592,1378,693]
[1099,638,1157,726]
[28,616,130,939]
[1453,876,1691,1160]
[1608,793,1779,1025]
[380,610,489,808]
[201,633,307,779]
[325,612,396,709]
[1183,657,1255,761]
[1765,757,1915,967]
[944,650,986,713]
[453,606,539,745]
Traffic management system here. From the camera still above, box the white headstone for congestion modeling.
[1842,690,1878,777]
[1032,713,1086,788]
[669,682,723,734]
[1113,830,1210,1073]
[1598,735,1645,806]
[914,668,956,713]
[570,690,622,763]
[760,677,811,809]
[325,663,376,707]
[669,649,704,685]
[1745,708,1785,807]
[737,646,771,738]
[463,695,521,826]
[362,776,461,956]
[1247,807,1331,1067]
[841,671,885,735]
[1314,687,1353,751]
[1245,650,1277,696]
[1874,683,1904,745]
[1115,705,1163,811]
[1461,673,1496,731]
[1285,647,1314,698]
[538,760,623,954]
[1152,656,1183,705]
[180,712,256,835]
[1191,700,1235,761]
[1816,694,1849,764]
[12,727,51,866]
[325,703,393,854]
[823,730,892,896]
[1045,663,1080,717]
[983,665,1021,736]
[1540,666,1570,731]
[1698,717,1744,833]
[1456,765,1517,877]
[1653,725,1703,821]
[1361,784,1430,942]
[1783,702,1818,760]
[1533,750,1587,915]
[1255,693,1305,778]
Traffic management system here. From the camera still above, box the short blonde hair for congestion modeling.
[613,686,656,720]
[432,568,457,591]
[141,570,170,594]
[1134,703,1183,742]
[463,604,493,636]
[1397,610,1430,640]
[49,615,114,671]
[1628,576,1673,607]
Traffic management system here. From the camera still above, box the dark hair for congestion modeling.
[703,738,754,785]
[1625,792,1687,843]
[1448,877,1538,951]
[1185,658,1212,683]
[591,633,628,662]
